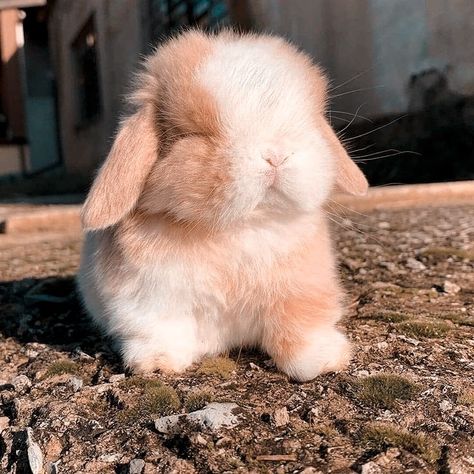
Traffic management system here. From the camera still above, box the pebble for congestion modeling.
[215,436,232,447]
[379,261,397,272]
[109,373,126,383]
[72,347,94,361]
[193,434,208,446]
[439,400,453,412]
[249,362,261,371]
[361,461,381,474]
[0,416,9,432]
[442,280,461,294]
[273,407,290,427]
[26,428,44,474]
[12,374,31,394]
[405,257,426,270]
[129,458,145,474]
[155,402,239,433]
[376,341,389,350]
[68,376,83,392]
[26,349,39,359]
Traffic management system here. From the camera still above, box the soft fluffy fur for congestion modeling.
[77,30,368,382]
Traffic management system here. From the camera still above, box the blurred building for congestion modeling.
[0,0,472,181]
[0,0,59,176]
[47,0,228,176]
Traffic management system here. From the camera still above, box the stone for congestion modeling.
[249,362,261,371]
[379,261,397,272]
[273,407,290,427]
[155,402,239,433]
[0,416,9,432]
[439,400,452,412]
[405,257,426,270]
[68,376,83,392]
[109,373,126,383]
[26,428,44,474]
[442,280,461,294]
[361,461,382,474]
[12,374,31,394]
[129,458,145,474]
[192,434,208,446]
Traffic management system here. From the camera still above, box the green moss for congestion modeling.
[458,388,474,406]
[185,389,214,412]
[361,422,441,463]
[354,374,418,409]
[366,310,412,323]
[396,320,450,338]
[118,376,180,422]
[44,360,79,378]
[419,246,473,260]
[197,357,236,379]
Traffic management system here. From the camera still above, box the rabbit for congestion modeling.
[77,30,368,382]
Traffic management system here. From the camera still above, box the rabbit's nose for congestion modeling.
[263,152,289,167]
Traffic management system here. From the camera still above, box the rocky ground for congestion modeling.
[0,205,473,473]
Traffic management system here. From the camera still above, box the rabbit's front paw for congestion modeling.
[276,327,351,382]
[122,339,196,374]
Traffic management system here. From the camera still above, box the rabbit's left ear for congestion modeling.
[81,105,159,230]
[319,118,368,196]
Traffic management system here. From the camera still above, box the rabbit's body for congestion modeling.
[78,31,367,381]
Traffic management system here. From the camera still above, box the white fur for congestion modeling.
[78,33,352,380]
[78,213,326,373]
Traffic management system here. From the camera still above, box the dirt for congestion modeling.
[1,205,473,473]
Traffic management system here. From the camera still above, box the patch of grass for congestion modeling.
[312,424,339,438]
[354,374,418,409]
[361,422,441,463]
[396,320,451,338]
[431,311,474,327]
[44,360,79,378]
[458,388,474,406]
[118,376,181,422]
[119,376,162,391]
[365,310,412,323]
[419,246,473,261]
[197,356,236,379]
[184,389,214,412]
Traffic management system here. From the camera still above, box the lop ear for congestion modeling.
[319,118,368,196]
[81,106,159,230]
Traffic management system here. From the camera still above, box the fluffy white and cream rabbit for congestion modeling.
[77,30,368,382]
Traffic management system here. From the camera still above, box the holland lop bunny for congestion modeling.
[78,30,368,382]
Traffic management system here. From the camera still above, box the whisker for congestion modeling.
[330,110,373,123]
[343,115,408,142]
[328,69,372,92]
[329,85,384,100]
[338,103,366,135]
[353,150,421,163]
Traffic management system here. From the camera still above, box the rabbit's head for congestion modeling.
[82,31,367,231]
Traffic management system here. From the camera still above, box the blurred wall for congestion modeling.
[0,8,26,139]
[248,0,474,116]
[48,0,144,174]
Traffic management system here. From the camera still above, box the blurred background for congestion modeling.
[0,0,473,200]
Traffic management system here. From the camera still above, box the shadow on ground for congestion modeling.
[0,276,117,366]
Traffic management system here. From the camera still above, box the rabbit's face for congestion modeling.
[139,37,335,229]
[81,31,367,232]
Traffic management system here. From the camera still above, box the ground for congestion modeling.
[1,205,473,473]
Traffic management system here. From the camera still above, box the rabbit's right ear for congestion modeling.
[81,106,159,230]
